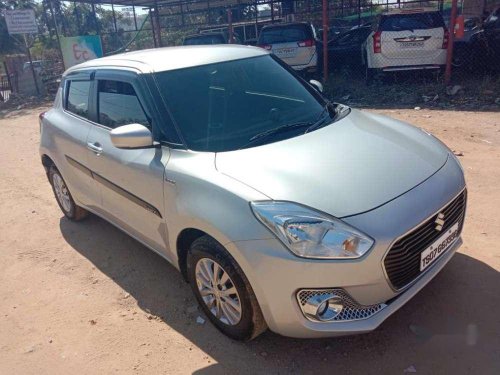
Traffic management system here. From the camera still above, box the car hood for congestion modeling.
[215,109,449,218]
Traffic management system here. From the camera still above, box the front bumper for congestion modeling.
[225,155,466,338]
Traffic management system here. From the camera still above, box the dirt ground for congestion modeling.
[0,104,499,374]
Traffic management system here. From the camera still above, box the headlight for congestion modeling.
[251,201,374,259]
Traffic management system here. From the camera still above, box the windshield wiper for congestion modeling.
[305,101,339,133]
[240,121,314,149]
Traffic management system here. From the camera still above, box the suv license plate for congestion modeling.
[275,48,296,57]
[420,222,459,271]
[400,41,424,48]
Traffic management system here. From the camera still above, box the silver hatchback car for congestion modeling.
[40,45,466,340]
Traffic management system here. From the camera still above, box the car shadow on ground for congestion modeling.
[60,215,500,374]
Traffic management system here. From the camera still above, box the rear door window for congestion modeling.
[379,12,445,31]
[259,25,312,44]
[97,80,149,128]
[66,80,91,119]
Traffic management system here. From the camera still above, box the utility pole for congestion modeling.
[444,0,458,85]
[23,34,40,96]
[322,0,329,82]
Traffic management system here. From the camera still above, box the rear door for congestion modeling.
[85,69,171,253]
[260,24,316,67]
[54,71,100,208]
[379,12,445,61]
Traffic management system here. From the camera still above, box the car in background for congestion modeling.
[451,9,500,71]
[482,6,500,70]
[319,25,371,71]
[23,60,44,73]
[258,22,318,75]
[244,38,258,46]
[362,8,449,83]
[317,18,353,40]
[183,32,242,45]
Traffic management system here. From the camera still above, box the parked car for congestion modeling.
[452,9,500,71]
[317,18,353,40]
[23,60,44,73]
[482,6,500,70]
[258,22,319,75]
[362,8,449,83]
[452,17,483,68]
[40,45,466,341]
[319,25,372,71]
[244,37,258,46]
[183,31,242,45]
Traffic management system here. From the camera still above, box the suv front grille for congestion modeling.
[384,189,467,290]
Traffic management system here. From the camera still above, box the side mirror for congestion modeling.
[110,123,153,149]
[309,79,324,93]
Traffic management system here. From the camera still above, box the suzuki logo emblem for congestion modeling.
[435,213,445,231]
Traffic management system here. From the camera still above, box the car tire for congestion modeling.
[187,235,267,341]
[49,165,89,221]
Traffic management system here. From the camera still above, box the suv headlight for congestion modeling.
[251,201,374,259]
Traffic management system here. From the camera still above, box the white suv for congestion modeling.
[258,22,318,75]
[363,8,449,83]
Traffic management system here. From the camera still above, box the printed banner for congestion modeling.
[60,35,103,68]
[4,9,38,34]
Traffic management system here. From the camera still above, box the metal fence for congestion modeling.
[2,0,498,107]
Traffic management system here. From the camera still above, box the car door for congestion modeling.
[55,71,101,209]
[85,69,170,253]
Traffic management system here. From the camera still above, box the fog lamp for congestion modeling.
[303,293,344,322]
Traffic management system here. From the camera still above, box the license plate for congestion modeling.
[400,41,424,48]
[275,48,296,57]
[420,222,459,271]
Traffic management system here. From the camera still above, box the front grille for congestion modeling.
[297,289,386,322]
[384,189,467,290]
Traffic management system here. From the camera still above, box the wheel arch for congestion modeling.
[41,154,56,178]
[176,228,209,281]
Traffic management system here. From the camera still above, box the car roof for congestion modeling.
[64,45,268,76]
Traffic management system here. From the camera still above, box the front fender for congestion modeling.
[163,149,274,264]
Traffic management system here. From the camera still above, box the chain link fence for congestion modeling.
[1,0,499,109]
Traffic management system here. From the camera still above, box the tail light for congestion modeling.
[373,31,382,53]
[442,28,449,49]
[298,39,314,47]
[258,44,272,50]
[39,111,46,133]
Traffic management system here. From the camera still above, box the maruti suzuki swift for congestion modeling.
[39,45,466,341]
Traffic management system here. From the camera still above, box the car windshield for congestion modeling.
[380,12,445,31]
[154,55,340,152]
[259,25,312,44]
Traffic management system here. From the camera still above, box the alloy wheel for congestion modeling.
[195,258,242,326]
[53,173,72,213]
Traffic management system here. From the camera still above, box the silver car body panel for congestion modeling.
[216,109,449,218]
[40,45,466,338]
[224,156,465,337]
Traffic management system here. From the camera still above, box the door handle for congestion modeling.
[87,142,103,154]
